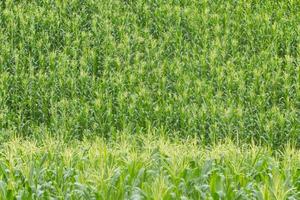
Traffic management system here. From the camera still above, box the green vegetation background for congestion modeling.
[0,0,299,147]
[0,0,299,199]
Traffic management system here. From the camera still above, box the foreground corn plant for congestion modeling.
[0,134,299,200]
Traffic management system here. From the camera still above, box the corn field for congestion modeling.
[0,0,299,199]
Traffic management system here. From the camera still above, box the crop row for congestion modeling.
[0,135,299,199]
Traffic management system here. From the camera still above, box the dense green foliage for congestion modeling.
[0,135,299,199]
[0,1,299,199]
[0,0,299,146]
